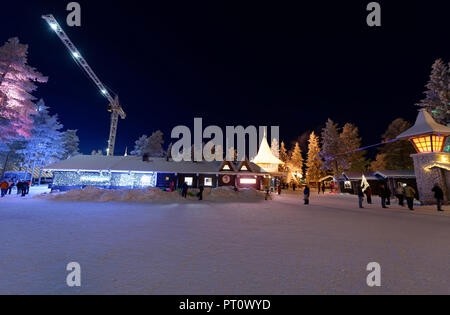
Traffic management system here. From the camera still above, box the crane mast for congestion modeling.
[42,14,126,156]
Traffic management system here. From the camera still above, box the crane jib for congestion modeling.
[42,14,126,156]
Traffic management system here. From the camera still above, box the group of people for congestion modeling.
[358,182,444,212]
[180,182,205,201]
[0,179,30,197]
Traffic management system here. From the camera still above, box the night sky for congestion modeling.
[1,1,450,156]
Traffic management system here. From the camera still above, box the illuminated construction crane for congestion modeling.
[42,14,126,156]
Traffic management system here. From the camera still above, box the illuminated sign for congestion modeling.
[240,178,257,185]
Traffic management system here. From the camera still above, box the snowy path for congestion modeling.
[0,190,449,295]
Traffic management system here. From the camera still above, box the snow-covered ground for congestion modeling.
[0,186,449,295]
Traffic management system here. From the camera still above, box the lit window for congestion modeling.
[240,178,257,184]
[204,178,213,186]
[185,177,193,186]
[240,165,248,171]
[222,165,231,171]
[344,181,352,189]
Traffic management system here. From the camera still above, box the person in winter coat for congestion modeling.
[365,187,372,204]
[181,182,188,198]
[21,181,29,197]
[357,185,365,209]
[7,180,14,195]
[385,185,392,206]
[278,185,282,195]
[396,185,405,207]
[170,181,175,192]
[432,184,444,212]
[303,185,311,205]
[292,183,296,192]
[0,181,9,197]
[322,184,326,194]
[16,181,22,195]
[379,184,388,209]
[198,185,204,201]
[404,185,416,211]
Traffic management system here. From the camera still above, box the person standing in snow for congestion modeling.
[322,184,325,194]
[357,185,365,209]
[16,181,22,195]
[385,185,392,206]
[0,181,9,197]
[198,185,204,201]
[303,185,310,205]
[21,181,29,197]
[170,181,175,192]
[432,184,444,212]
[181,182,188,198]
[396,185,405,207]
[7,180,14,195]
[292,182,296,192]
[379,184,388,209]
[278,185,282,195]
[365,187,372,204]
[404,185,416,211]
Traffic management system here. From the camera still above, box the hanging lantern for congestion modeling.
[410,134,446,153]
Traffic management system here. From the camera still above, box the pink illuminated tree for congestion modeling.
[0,38,48,142]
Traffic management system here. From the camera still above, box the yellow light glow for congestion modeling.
[412,135,445,153]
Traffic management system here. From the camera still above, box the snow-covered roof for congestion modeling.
[374,170,416,179]
[251,135,284,165]
[397,110,450,139]
[44,155,268,175]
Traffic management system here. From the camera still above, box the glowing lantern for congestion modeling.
[397,110,450,154]
[411,135,446,153]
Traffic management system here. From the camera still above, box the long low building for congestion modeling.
[44,155,271,191]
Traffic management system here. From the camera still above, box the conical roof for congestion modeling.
[397,110,450,140]
[252,135,284,165]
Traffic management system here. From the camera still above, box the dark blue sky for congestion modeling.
[1,1,449,155]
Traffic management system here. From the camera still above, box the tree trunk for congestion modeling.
[30,160,37,185]
[38,167,43,186]
[1,151,10,179]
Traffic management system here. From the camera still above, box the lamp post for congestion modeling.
[397,110,450,205]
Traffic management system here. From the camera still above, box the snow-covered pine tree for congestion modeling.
[371,118,415,170]
[320,119,343,177]
[288,142,303,176]
[61,130,80,160]
[271,138,280,158]
[278,141,288,171]
[17,99,64,181]
[417,59,450,125]
[0,38,48,142]
[146,131,165,157]
[131,135,149,156]
[339,123,367,171]
[305,132,323,184]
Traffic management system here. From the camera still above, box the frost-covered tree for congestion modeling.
[91,149,104,156]
[61,129,79,160]
[279,141,288,162]
[0,38,47,142]
[147,130,165,157]
[371,118,415,170]
[17,99,64,181]
[131,131,165,157]
[340,123,367,171]
[288,142,303,176]
[131,135,149,157]
[271,138,279,158]
[306,132,323,184]
[417,59,450,125]
[321,119,346,177]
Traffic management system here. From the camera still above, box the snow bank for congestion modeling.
[36,186,264,203]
